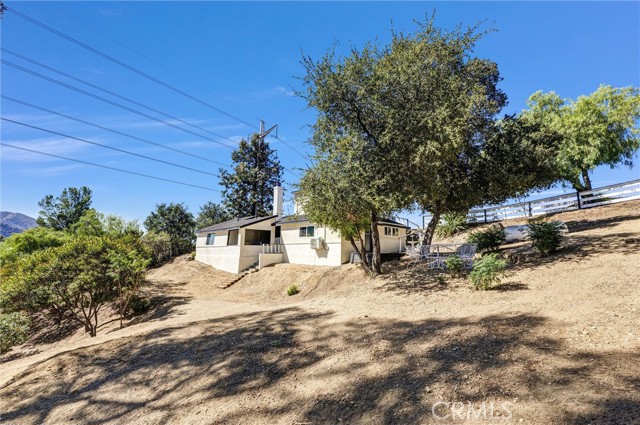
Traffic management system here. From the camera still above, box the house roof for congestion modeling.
[197,215,277,233]
[273,215,410,229]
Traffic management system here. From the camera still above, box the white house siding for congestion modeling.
[278,221,346,266]
[195,218,276,274]
[378,225,408,253]
[341,237,357,263]
[195,241,241,274]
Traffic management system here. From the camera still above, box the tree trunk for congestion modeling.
[581,169,593,191]
[349,236,372,275]
[370,211,382,276]
[423,208,442,247]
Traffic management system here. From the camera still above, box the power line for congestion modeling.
[6,5,257,130]
[2,59,236,150]
[272,134,307,158]
[5,6,308,160]
[0,143,220,192]
[47,4,238,110]
[2,48,239,146]
[1,117,220,177]
[1,95,229,167]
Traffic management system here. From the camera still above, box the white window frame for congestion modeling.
[299,225,315,237]
[205,233,216,245]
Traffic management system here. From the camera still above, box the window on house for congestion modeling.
[384,226,399,237]
[299,225,315,237]
[205,233,215,245]
[227,229,239,245]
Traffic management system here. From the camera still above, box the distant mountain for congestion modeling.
[0,212,38,238]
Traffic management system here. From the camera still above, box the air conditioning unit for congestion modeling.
[310,237,326,250]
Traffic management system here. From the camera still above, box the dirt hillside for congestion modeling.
[1,201,639,424]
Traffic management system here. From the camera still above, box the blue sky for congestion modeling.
[1,1,639,224]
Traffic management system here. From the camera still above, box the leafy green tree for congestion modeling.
[36,186,93,230]
[374,19,509,245]
[70,209,142,238]
[196,202,230,229]
[0,235,149,336]
[0,226,68,266]
[218,134,284,217]
[141,231,173,267]
[144,203,196,256]
[523,85,640,191]
[477,115,562,205]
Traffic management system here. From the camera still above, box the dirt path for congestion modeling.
[1,202,639,424]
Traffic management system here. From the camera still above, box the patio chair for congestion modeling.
[422,245,445,269]
[456,243,478,269]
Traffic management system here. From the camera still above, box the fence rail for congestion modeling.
[422,179,640,227]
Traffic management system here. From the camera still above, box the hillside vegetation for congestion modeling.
[1,201,639,424]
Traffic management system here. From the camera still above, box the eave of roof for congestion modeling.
[197,215,277,233]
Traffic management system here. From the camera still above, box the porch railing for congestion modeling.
[262,244,283,254]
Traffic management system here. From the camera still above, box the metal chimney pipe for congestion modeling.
[273,185,284,217]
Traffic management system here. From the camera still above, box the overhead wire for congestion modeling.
[5,5,308,160]
[1,95,229,167]
[1,117,220,177]
[1,59,236,149]
[6,5,257,129]
[0,143,220,192]
[2,48,239,146]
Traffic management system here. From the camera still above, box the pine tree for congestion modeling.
[218,134,284,217]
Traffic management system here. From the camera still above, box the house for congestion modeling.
[195,186,409,274]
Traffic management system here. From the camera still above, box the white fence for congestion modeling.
[421,179,640,227]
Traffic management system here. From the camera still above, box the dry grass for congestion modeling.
[1,201,639,424]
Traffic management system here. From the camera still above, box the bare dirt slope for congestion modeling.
[1,201,639,424]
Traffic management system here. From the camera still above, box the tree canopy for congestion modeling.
[523,85,640,191]
[298,16,567,267]
[36,186,93,230]
[219,134,284,218]
[196,202,230,229]
[144,203,196,256]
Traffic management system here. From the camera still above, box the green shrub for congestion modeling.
[128,295,151,314]
[0,227,68,266]
[527,220,565,256]
[141,231,173,267]
[445,255,464,277]
[287,285,300,296]
[435,212,468,239]
[469,253,507,290]
[1,235,149,337]
[0,312,31,353]
[468,225,506,253]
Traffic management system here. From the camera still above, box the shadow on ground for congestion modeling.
[1,308,637,424]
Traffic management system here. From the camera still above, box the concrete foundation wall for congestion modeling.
[259,252,284,269]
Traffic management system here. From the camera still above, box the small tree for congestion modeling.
[218,134,284,218]
[144,203,196,256]
[36,186,93,230]
[141,231,173,267]
[196,202,230,229]
[523,85,640,191]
